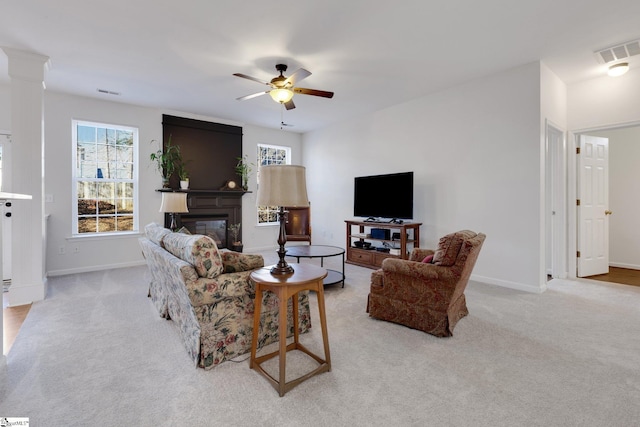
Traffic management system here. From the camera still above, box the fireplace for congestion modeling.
[163,189,245,249]
[180,216,228,248]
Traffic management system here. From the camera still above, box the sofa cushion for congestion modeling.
[432,231,476,267]
[162,232,224,278]
[145,222,171,247]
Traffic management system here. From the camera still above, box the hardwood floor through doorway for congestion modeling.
[588,267,640,288]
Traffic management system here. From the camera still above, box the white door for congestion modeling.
[0,133,11,281]
[577,134,609,277]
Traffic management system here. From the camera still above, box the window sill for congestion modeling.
[67,231,142,242]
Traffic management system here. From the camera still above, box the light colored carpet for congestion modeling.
[1,252,639,426]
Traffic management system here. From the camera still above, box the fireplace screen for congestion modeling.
[181,217,227,248]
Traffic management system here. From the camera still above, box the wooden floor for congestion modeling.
[3,302,31,355]
[587,267,640,287]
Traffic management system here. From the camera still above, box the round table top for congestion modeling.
[285,245,345,258]
[250,263,328,285]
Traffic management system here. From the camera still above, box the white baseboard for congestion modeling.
[609,262,640,271]
[5,277,48,306]
[471,274,546,294]
[47,260,147,277]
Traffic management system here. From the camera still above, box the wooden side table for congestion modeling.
[250,264,331,397]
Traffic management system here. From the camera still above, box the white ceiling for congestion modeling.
[1,1,639,133]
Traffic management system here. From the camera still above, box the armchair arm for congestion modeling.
[382,258,454,282]
[377,258,457,301]
[185,271,255,307]
[221,251,264,273]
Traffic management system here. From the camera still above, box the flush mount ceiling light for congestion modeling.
[608,62,629,77]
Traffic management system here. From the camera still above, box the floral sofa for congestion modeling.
[139,223,311,369]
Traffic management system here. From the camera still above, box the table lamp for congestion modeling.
[159,192,189,231]
[256,165,309,275]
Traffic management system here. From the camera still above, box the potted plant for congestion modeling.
[228,223,243,252]
[177,160,190,190]
[235,155,253,191]
[150,136,181,188]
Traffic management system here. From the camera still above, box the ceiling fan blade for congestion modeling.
[293,87,334,98]
[233,73,271,86]
[284,99,296,110]
[283,68,311,87]
[236,91,269,101]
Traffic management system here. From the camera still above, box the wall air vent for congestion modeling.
[594,40,640,64]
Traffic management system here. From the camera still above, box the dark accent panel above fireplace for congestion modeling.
[162,115,243,190]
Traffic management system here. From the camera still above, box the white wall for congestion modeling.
[38,91,301,275]
[589,126,640,270]
[0,84,9,131]
[568,68,640,131]
[303,62,545,292]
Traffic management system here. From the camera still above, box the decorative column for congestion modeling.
[1,47,49,306]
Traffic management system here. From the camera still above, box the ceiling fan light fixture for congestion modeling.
[269,88,294,103]
[608,62,629,77]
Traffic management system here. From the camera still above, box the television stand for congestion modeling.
[345,220,422,269]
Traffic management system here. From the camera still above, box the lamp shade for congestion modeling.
[159,192,189,213]
[269,88,294,103]
[256,165,309,207]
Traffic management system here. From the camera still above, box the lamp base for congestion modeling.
[269,206,293,275]
[270,263,295,275]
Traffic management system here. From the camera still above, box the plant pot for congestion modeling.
[180,180,189,190]
[231,243,243,253]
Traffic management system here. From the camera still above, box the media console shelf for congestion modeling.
[345,220,422,269]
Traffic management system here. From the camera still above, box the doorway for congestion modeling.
[568,123,640,283]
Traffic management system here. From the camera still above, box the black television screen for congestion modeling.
[354,172,413,220]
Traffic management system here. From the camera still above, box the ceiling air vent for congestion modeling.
[97,88,121,96]
[595,40,640,64]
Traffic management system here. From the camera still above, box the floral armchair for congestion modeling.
[367,230,486,337]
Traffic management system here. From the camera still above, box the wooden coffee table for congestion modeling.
[250,264,331,397]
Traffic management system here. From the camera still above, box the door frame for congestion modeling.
[0,131,11,281]
[566,120,640,279]
[546,120,567,279]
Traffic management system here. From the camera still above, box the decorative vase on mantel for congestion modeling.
[180,179,189,190]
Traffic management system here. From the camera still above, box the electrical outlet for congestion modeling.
[73,246,79,254]
[58,246,66,255]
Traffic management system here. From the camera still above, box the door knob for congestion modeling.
[605,210,613,215]
[5,212,11,217]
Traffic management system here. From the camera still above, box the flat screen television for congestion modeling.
[354,172,413,220]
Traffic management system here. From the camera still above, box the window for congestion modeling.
[257,144,291,225]
[73,120,138,235]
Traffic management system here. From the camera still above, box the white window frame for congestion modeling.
[257,143,291,226]
[72,120,139,236]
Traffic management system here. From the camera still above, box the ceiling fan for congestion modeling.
[233,64,334,110]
